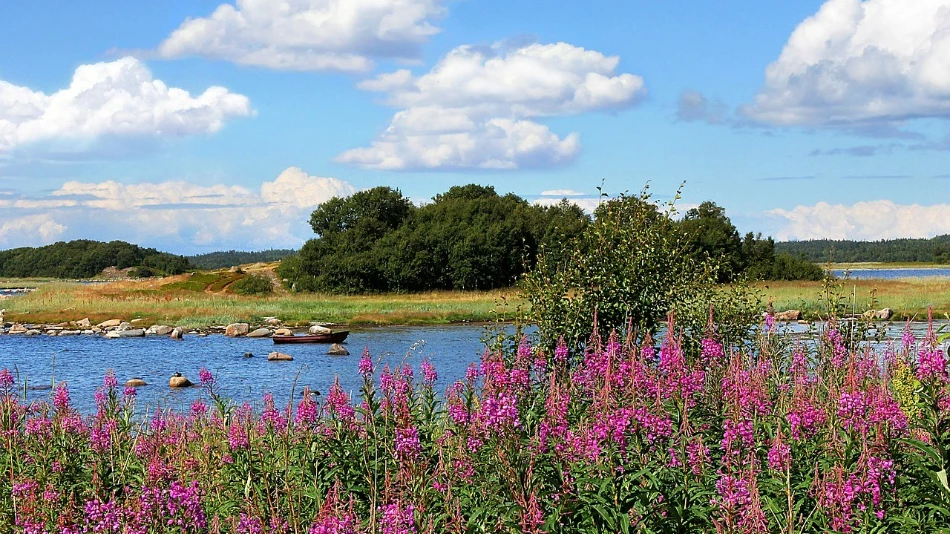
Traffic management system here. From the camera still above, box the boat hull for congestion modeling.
[272,331,349,344]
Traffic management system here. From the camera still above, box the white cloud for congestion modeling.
[540,189,585,196]
[337,41,647,170]
[769,200,950,240]
[157,0,447,72]
[534,196,602,213]
[0,57,252,154]
[744,0,950,126]
[0,167,354,252]
[0,214,67,247]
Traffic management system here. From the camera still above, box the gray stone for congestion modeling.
[309,325,332,334]
[268,351,293,361]
[105,331,121,339]
[7,324,27,334]
[327,343,349,356]
[876,308,894,320]
[247,328,272,338]
[170,327,184,339]
[75,318,91,329]
[98,319,121,328]
[225,323,250,337]
[148,325,173,336]
[118,328,145,338]
[264,317,281,326]
[274,328,293,337]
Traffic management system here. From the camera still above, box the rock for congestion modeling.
[243,352,254,358]
[267,351,293,361]
[58,330,81,336]
[327,344,349,356]
[8,324,27,334]
[118,322,133,330]
[104,331,121,339]
[125,378,147,387]
[168,373,192,388]
[225,323,250,337]
[118,328,145,338]
[274,328,293,337]
[75,318,91,329]
[147,325,173,336]
[264,317,281,326]
[774,310,801,321]
[131,318,144,324]
[875,308,893,320]
[82,330,94,335]
[247,328,272,338]
[309,325,332,334]
[98,319,122,328]
[170,327,184,340]
[26,329,42,336]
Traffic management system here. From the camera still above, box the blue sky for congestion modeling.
[1,0,949,253]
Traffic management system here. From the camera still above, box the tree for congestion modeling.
[680,201,744,283]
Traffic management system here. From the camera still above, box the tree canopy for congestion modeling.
[0,240,190,278]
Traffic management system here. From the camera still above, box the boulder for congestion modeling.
[26,329,42,336]
[327,344,349,356]
[309,325,332,334]
[125,378,147,387]
[774,310,801,321]
[82,330,94,335]
[104,331,122,339]
[147,325,173,336]
[8,324,27,334]
[118,328,145,338]
[875,308,894,320]
[243,352,254,358]
[118,322,133,330]
[247,328,272,338]
[58,330,81,336]
[225,323,250,337]
[264,317,281,326]
[98,319,121,328]
[274,328,293,337]
[267,351,293,361]
[170,327,184,340]
[168,373,192,388]
[75,318,91,329]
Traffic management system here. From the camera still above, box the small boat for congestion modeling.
[273,331,349,344]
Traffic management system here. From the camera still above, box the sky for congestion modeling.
[1,0,949,254]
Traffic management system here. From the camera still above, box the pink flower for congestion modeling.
[420,359,437,385]
[358,349,373,378]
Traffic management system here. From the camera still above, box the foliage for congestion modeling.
[0,240,190,279]
[776,234,950,264]
[522,190,761,352]
[2,316,949,532]
[281,185,590,293]
[231,274,274,295]
[679,202,823,282]
[187,249,296,270]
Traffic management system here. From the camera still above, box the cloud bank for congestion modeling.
[157,0,447,72]
[744,0,950,127]
[0,57,252,155]
[0,167,353,252]
[769,200,950,240]
[337,41,647,170]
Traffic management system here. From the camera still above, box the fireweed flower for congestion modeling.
[767,432,791,472]
[379,503,416,534]
[421,359,437,385]
[0,367,13,388]
[917,347,948,382]
[395,426,422,460]
[53,383,71,411]
[358,349,373,378]
[198,367,215,387]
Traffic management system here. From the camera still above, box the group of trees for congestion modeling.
[776,235,950,264]
[278,185,823,294]
[188,249,296,270]
[0,240,190,279]
[277,185,587,293]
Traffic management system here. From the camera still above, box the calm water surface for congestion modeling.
[832,268,950,279]
[0,325,504,415]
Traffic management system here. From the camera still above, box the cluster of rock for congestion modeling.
[0,318,186,338]
[768,308,894,322]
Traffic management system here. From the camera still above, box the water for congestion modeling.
[0,325,503,415]
[832,268,950,279]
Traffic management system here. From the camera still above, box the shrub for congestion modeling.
[231,273,273,295]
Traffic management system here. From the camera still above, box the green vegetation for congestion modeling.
[231,273,274,295]
[523,191,761,351]
[187,249,296,269]
[0,240,189,279]
[777,234,950,264]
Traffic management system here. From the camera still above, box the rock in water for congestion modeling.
[774,310,801,321]
[247,328,272,338]
[225,323,249,337]
[274,328,293,337]
[125,378,147,387]
[268,351,293,361]
[75,318,91,329]
[243,352,254,358]
[327,344,349,356]
[170,327,184,339]
[168,373,192,388]
[876,308,893,320]
[118,328,145,338]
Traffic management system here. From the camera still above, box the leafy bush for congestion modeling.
[2,317,948,531]
[231,273,273,295]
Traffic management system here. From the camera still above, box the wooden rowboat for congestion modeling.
[272,331,349,344]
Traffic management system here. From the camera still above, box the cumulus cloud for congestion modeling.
[676,90,727,124]
[0,57,252,154]
[0,167,353,252]
[534,196,602,213]
[744,0,950,127]
[540,189,585,197]
[769,200,950,240]
[157,0,447,72]
[337,41,647,170]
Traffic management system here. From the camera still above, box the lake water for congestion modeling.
[0,325,506,415]
[832,268,950,279]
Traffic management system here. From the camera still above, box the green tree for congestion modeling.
[680,201,744,283]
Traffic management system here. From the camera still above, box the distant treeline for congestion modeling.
[277,186,823,294]
[0,240,190,279]
[188,249,296,270]
[776,235,950,264]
